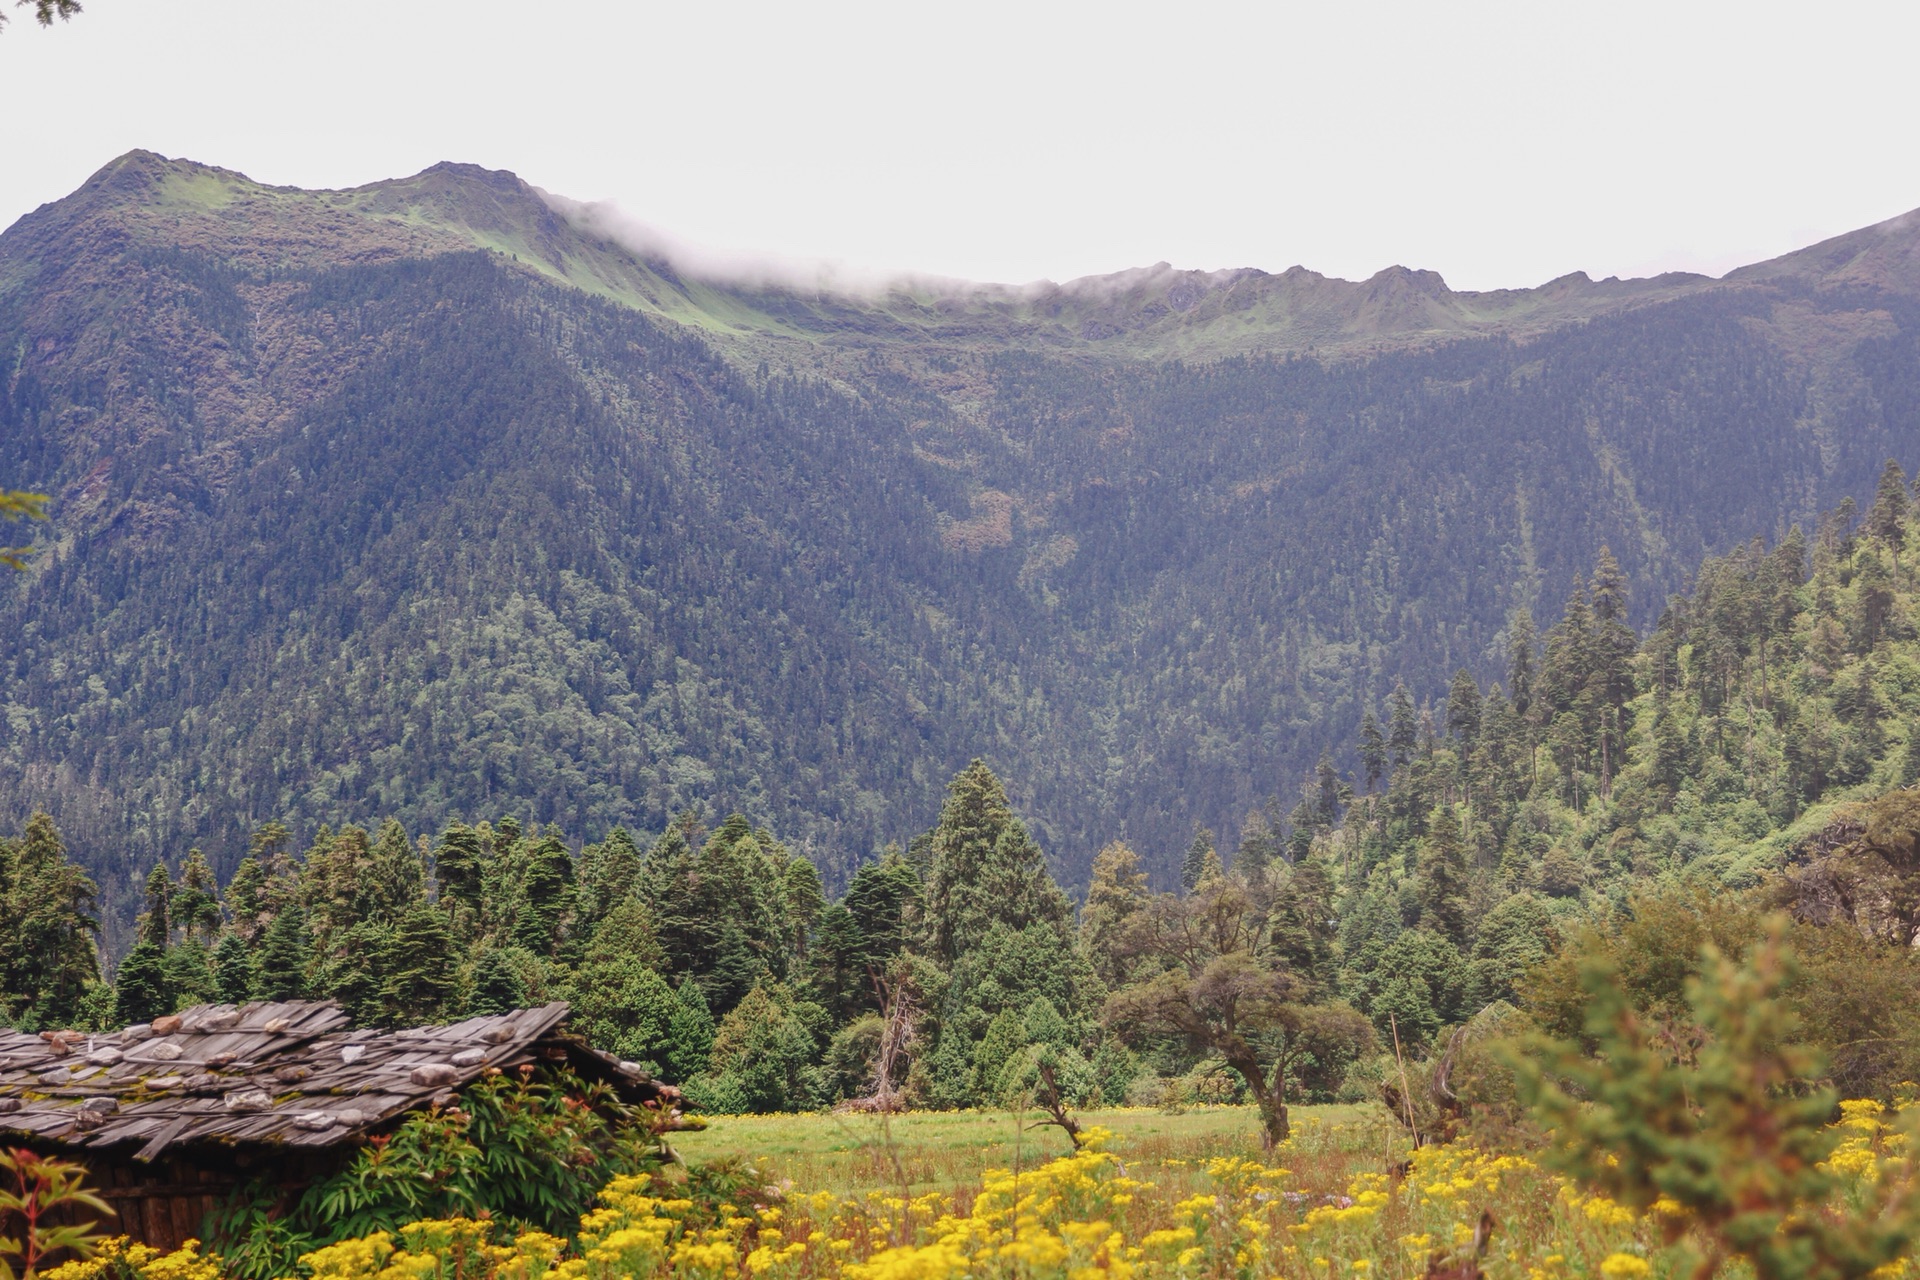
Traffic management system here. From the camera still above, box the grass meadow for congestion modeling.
[672,1104,1383,1199]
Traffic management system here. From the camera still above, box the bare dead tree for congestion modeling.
[844,964,918,1114]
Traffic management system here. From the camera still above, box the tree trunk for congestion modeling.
[1227,1053,1289,1150]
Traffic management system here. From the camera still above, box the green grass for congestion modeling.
[671,1104,1385,1198]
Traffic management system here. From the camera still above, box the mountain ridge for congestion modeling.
[18,150,1918,364]
[4,151,1919,940]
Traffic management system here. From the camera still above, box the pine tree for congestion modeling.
[512,828,578,960]
[381,903,457,1024]
[1359,710,1387,794]
[1181,825,1218,891]
[1867,458,1909,563]
[364,818,427,927]
[923,760,1070,967]
[432,821,487,921]
[112,941,173,1026]
[212,932,255,1003]
[175,849,221,943]
[781,856,827,966]
[1079,841,1149,989]
[1445,669,1482,743]
[224,854,270,943]
[810,903,869,1023]
[1236,809,1279,880]
[1267,856,1336,992]
[1508,607,1538,721]
[1415,805,1470,947]
[3,812,100,1026]
[665,978,717,1082]
[138,861,173,949]
[255,899,312,1000]
[583,827,646,927]
[842,850,920,966]
[1388,685,1418,767]
[469,945,530,1016]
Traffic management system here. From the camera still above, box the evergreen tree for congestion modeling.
[432,821,488,921]
[842,850,920,966]
[1508,607,1538,720]
[212,932,255,1003]
[113,941,174,1026]
[1079,841,1149,989]
[1415,805,1470,947]
[781,856,827,966]
[224,854,270,943]
[365,818,428,927]
[664,978,717,1082]
[469,945,531,1016]
[1359,710,1387,794]
[175,849,221,943]
[255,899,312,1000]
[1445,669,1482,743]
[138,861,172,949]
[1236,808,1279,880]
[1388,685,1418,767]
[810,903,869,1023]
[1267,856,1337,992]
[381,903,458,1024]
[512,827,579,960]
[321,921,390,1024]
[922,760,1070,967]
[2,812,100,1026]
[1180,825,1218,891]
[1867,458,1909,562]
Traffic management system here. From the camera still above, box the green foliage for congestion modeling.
[1103,868,1375,1149]
[0,1146,112,1280]
[109,941,171,1027]
[0,812,100,1027]
[209,1067,677,1280]
[1512,925,1920,1280]
[703,984,823,1113]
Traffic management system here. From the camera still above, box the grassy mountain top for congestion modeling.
[3,151,1919,930]
[18,150,1918,363]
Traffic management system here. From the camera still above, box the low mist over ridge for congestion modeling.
[4,149,1920,937]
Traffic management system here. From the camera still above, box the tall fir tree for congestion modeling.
[255,899,312,1001]
[137,861,172,949]
[2,812,99,1026]
[380,903,458,1024]
[1414,806,1470,948]
[1180,825,1219,892]
[1079,841,1150,989]
[212,931,255,1003]
[1359,710,1388,794]
[175,849,221,943]
[922,760,1071,966]
[1388,685,1418,768]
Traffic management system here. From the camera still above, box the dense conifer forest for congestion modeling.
[11,475,1920,1123]
[5,156,1920,944]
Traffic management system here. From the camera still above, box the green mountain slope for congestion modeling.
[3,152,1919,936]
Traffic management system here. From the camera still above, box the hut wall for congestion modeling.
[36,1146,350,1255]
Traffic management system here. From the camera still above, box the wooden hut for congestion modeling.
[0,1000,679,1252]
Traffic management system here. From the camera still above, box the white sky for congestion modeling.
[1,0,1915,293]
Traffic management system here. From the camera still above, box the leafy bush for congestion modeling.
[1513,921,1920,1280]
[208,1067,685,1280]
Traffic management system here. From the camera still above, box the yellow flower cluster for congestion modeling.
[43,1237,223,1280]
[845,1144,1144,1280]
[175,1094,1920,1280]
[1824,1098,1911,1185]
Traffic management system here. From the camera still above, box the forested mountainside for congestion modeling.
[14,478,1920,1118]
[3,150,1920,936]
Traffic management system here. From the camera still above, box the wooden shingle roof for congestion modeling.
[0,1000,671,1162]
